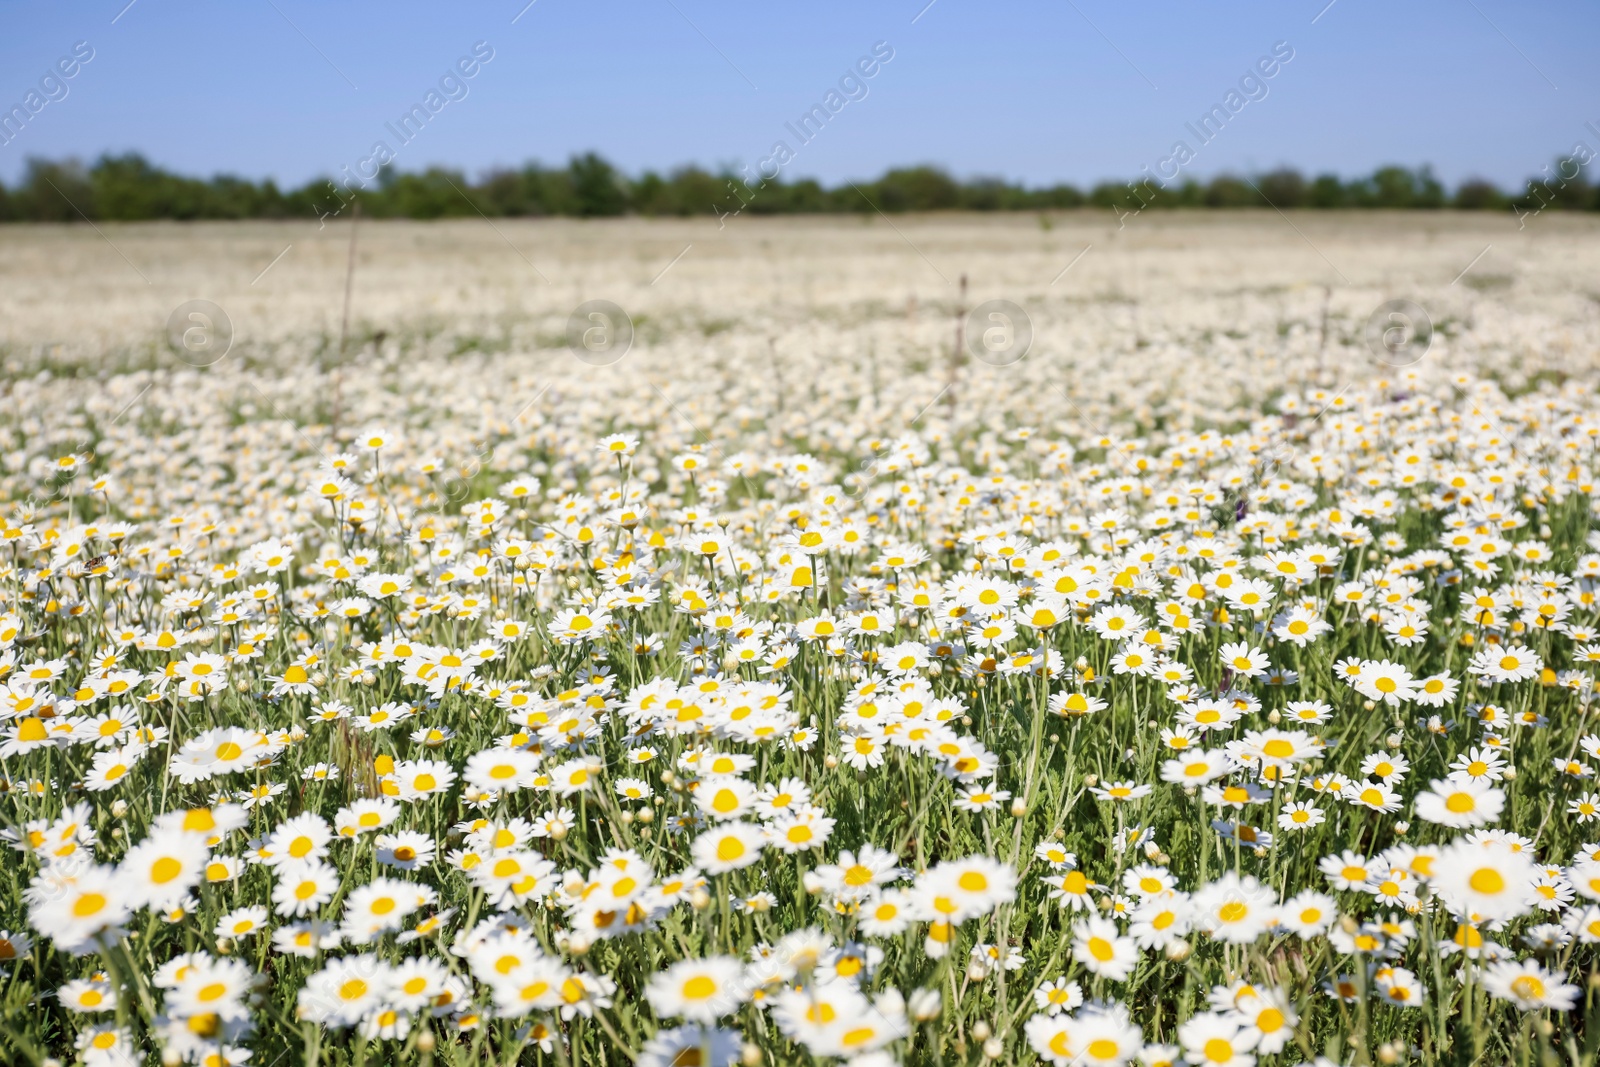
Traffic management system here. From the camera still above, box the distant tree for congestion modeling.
[1352,166,1442,209]
[1166,179,1206,207]
[1087,182,1129,210]
[667,167,726,216]
[958,177,1012,212]
[1203,175,1255,207]
[20,157,94,221]
[1036,183,1085,209]
[476,168,530,215]
[1522,155,1593,211]
[1454,179,1505,211]
[521,163,577,216]
[568,153,626,217]
[1255,168,1306,208]
[1414,166,1446,208]
[369,169,471,219]
[91,153,205,219]
[1307,174,1346,208]
[871,166,960,212]
[0,151,1586,220]
[776,178,831,213]
[88,153,158,218]
[630,171,668,215]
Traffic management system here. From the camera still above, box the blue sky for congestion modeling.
[0,0,1594,190]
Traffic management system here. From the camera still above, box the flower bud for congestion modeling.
[909,988,942,1020]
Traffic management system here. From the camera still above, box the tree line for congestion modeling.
[0,151,1593,222]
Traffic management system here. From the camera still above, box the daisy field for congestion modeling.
[2,213,1600,1067]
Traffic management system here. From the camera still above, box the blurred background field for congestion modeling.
[5,211,1597,377]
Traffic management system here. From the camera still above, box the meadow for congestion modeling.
[3,209,1600,1067]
